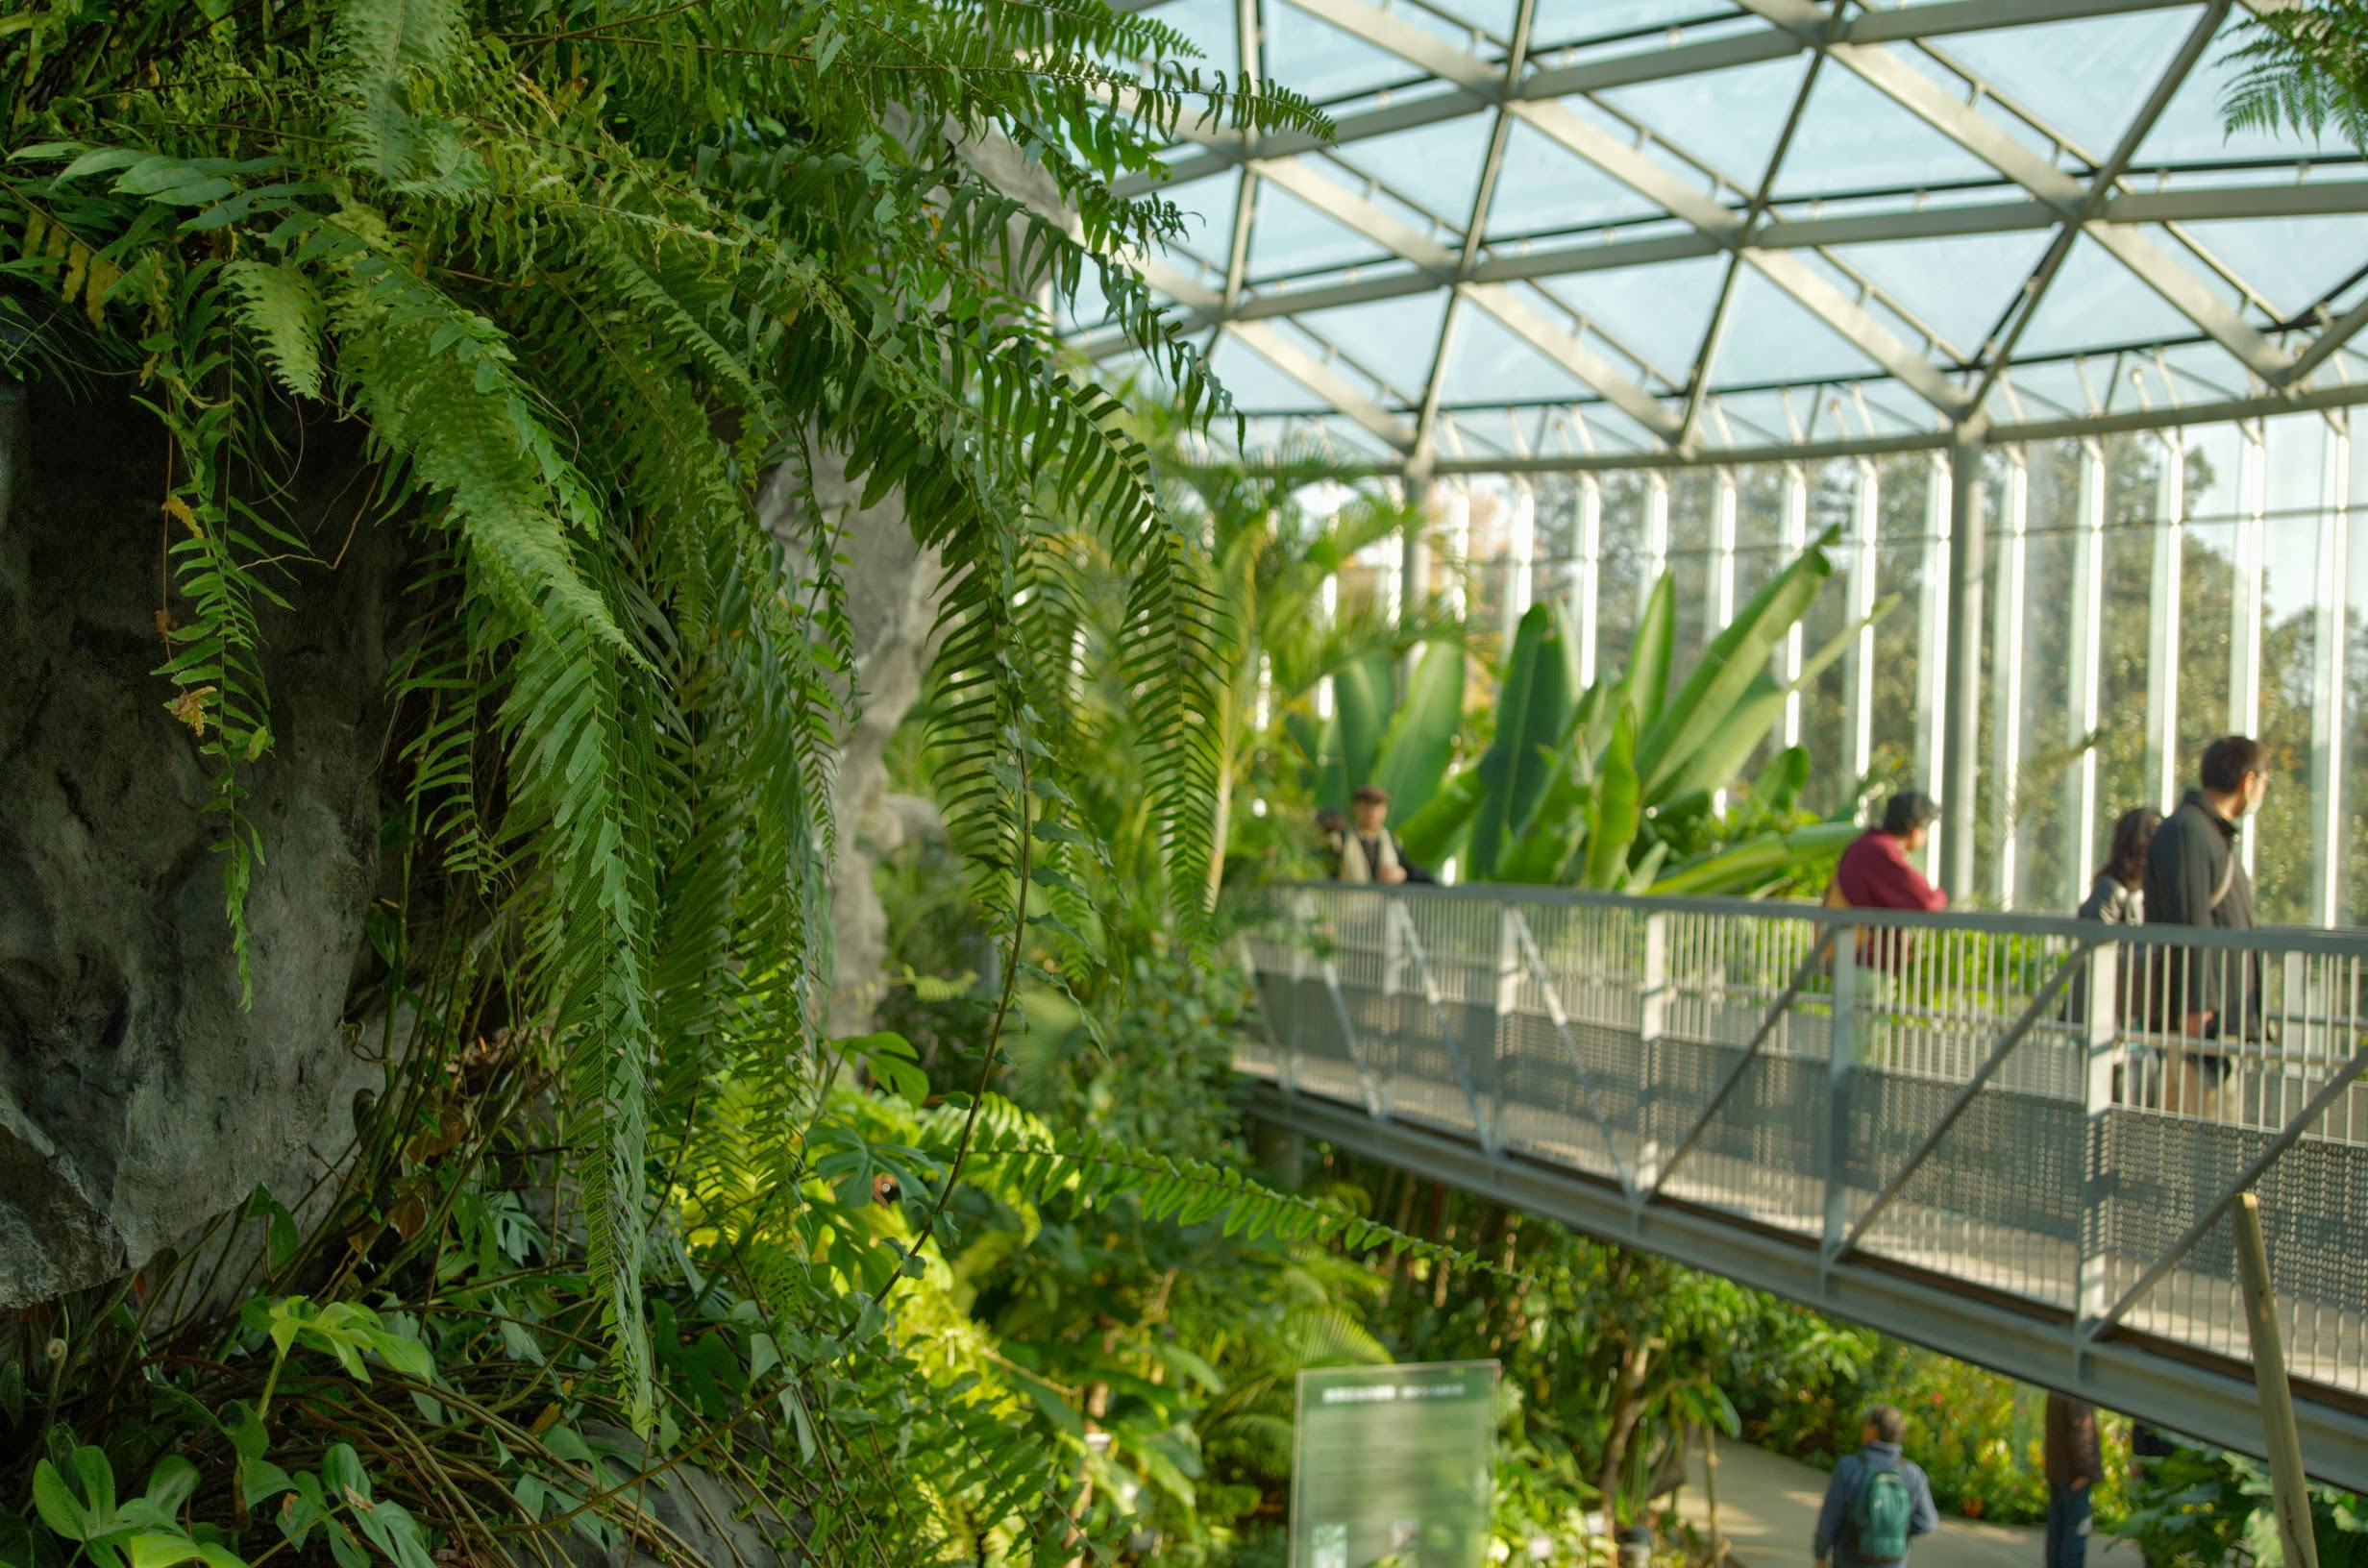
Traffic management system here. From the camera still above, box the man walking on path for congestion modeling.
[2045,1394,2106,1568]
[1813,1405,1937,1568]
[2143,736,2268,1114]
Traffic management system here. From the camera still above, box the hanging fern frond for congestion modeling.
[2221,1,2368,155]
[2,0,1332,1487]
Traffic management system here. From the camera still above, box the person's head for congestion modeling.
[1351,784,1390,833]
[1315,807,1346,838]
[1880,791,1940,854]
[2107,805,2162,889]
[1862,1404,1907,1447]
[2200,735,2269,817]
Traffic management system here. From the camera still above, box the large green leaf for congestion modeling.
[1649,821,1859,896]
[1652,590,1894,805]
[1635,527,1837,798]
[1370,641,1464,824]
[1397,765,1483,867]
[1283,711,1330,805]
[1581,708,1640,890]
[1497,751,1591,885]
[1742,745,1810,823]
[1466,601,1579,881]
[1332,653,1392,799]
[1621,574,1675,734]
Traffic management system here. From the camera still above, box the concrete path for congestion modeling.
[1670,1441,2143,1568]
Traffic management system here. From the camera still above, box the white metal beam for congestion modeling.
[1120,0,2209,198]
[1224,320,1416,450]
[1250,155,1683,440]
[1735,0,2288,381]
[1081,182,2368,362]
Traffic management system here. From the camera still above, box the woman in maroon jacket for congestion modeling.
[1829,792,1946,973]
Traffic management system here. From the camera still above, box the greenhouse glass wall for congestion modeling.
[1073,0,2368,924]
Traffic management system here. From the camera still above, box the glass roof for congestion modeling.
[1073,0,2368,471]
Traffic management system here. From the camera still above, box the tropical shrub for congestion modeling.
[1382,532,1890,894]
[2118,1439,2368,1568]
[0,0,1388,1560]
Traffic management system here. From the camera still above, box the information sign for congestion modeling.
[1290,1360,1497,1568]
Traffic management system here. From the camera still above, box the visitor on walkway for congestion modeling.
[1813,1405,1936,1568]
[1334,785,1433,885]
[2078,808,2158,923]
[2044,1393,2105,1568]
[2143,737,2267,1115]
[1829,792,1945,971]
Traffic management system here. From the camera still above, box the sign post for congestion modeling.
[1291,1360,1498,1568]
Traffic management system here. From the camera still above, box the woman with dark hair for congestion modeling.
[2079,806,2159,923]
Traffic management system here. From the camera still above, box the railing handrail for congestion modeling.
[1255,880,2368,957]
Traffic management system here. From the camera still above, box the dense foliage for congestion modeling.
[0,0,1479,1564]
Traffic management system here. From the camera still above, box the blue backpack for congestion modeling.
[1850,1458,1913,1563]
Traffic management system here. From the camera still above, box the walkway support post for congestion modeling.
[2076,942,2120,1348]
[2232,1192,2320,1568]
[1942,429,1986,898]
[1824,919,1857,1256]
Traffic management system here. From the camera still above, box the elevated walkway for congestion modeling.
[1238,885,2368,1492]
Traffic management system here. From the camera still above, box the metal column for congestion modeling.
[1942,434,1986,899]
[1782,465,1811,749]
[1712,470,1739,632]
[2308,416,2349,928]
[1988,453,2028,908]
[1844,458,1879,787]
[2067,439,2108,892]
[1505,478,1537,635]
[1642,473,1670,618]
[2146,431,2185,814]
[2230,426,2266,878]
[1575,476,1603,690]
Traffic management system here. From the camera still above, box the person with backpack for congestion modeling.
[1813,1405,1936,1568]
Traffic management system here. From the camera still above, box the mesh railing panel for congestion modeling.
[1246,884,2368,1398]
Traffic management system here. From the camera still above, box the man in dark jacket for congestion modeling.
[1813,1404,1937,1568]
[2044,1394,2106,1568]
[2143,736,2267,1112]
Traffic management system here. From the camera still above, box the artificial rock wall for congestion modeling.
[0,381,395,1308]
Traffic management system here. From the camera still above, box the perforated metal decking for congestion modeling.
[1240,884,2368,1491]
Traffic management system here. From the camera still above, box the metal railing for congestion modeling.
[1240,883,2368,1485]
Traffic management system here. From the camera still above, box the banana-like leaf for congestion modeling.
[1622,839,1670,894]
[1622,574,1675,734]
[1370,641,1464,825]
[1283,711,1329,803]
[1468,601,1578,880]
[1333,652,1392,799]
[1648,821,1859,896]
[1635,527,1838,798]
[1746,746,1811,820]
[1497,743,1591,884]
[1397,765,1483,867]
[1582,707,1640,889]
[1652,589,1894,805]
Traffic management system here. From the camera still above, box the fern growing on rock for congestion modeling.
[0,0,1336,1555]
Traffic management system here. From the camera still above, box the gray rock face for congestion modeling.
[760,450,943,1040]
[0,380,394,1307]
